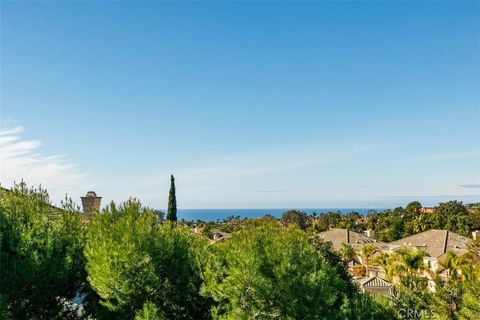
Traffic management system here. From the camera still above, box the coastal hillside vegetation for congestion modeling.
[1,182,479,319]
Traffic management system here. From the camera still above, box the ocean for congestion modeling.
[176,208,383,222]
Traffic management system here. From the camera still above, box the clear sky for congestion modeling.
[1,1,479,209]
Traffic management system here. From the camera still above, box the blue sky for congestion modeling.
[1,1,479,209]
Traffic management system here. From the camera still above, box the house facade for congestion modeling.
[316,228,473,295]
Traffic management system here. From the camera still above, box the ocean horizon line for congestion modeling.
[172,207,385,210]
[170,208,386,222]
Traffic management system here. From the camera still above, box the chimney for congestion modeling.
[365,229,375,238]
[473,230,480,240]
[81,191,102,216]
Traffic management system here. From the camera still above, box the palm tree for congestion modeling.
[412,214,430,234]
[361,244,377,276]
[440,251,460,279]
[373,252,389,269]
[382,248,426,282]
[338,243,356,262]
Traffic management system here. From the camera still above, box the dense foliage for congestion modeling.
[201,220,395,319]
[85,199,210,319]
[301,201,479,241]
[1,183,479,320]
[0,183,86,319]
[371,201,477,241]
[375,243,480,320]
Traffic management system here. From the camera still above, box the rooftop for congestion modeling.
[316,228,389,252]
[388,229,470,258]
[360,276,391,288]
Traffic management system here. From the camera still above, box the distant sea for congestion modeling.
[176,208,384,222]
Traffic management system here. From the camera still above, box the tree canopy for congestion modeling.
[280,210,309,230]
[85,199,211,319]
[0,183,87,319]
[2,182,479,320]
[201,221,395,319]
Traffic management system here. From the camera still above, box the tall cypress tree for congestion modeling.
[167,175,177,222]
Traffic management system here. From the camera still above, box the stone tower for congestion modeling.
[81,191,102,216]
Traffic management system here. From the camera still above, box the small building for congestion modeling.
[211,230,231,242]
[420,207,435,214]
[359,276,391,297]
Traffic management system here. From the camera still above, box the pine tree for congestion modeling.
[167,175,177,222]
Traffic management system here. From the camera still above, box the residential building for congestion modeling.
[387,229,470,290]
[358,276,391,297]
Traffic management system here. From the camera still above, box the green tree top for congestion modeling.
[167,174,177,222]
[405,201,422,216]
[0,183,86,319]
[433,201,471,236]
[85,199,211,319]
[201,220,396,319]
[281,210,309,230]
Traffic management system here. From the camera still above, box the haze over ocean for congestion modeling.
[176,208,382,221]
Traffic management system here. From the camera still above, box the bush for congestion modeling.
[0,184,87,319]
[85,199,211,319]
[202,221,365,319]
